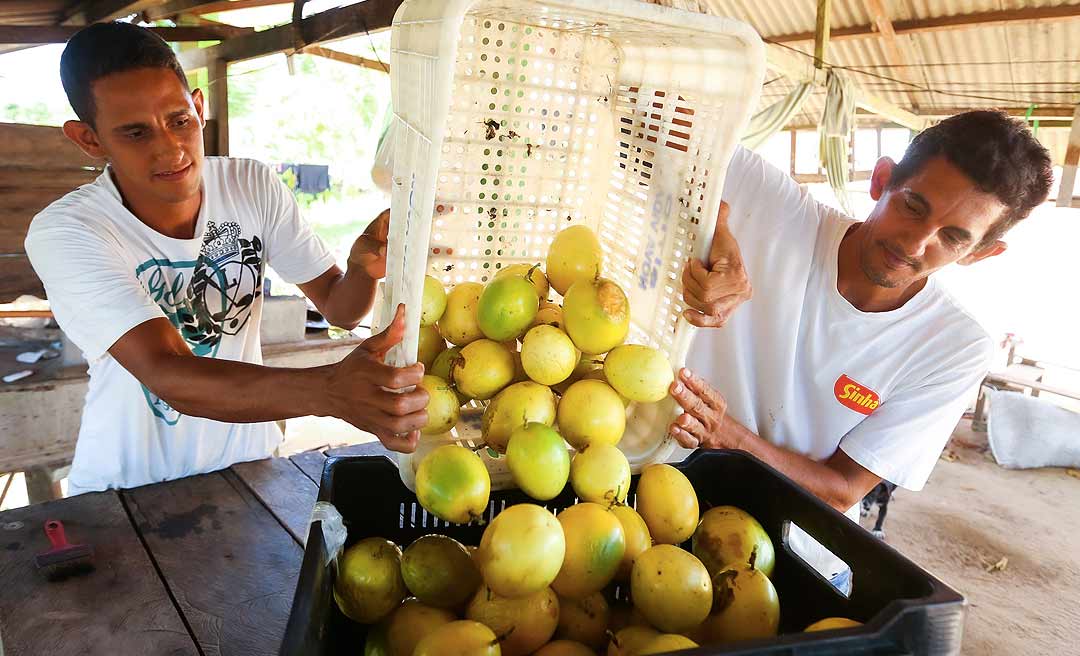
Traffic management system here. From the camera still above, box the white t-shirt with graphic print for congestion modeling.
[677,146,994,577]
[25,157,337,494]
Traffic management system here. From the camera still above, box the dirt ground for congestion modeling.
[865,419,1080,655]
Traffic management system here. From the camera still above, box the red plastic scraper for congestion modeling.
[34,519,94,581]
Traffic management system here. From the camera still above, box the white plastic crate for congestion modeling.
[378,0,765,490]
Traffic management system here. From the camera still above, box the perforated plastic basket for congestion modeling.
[377,0,766,489]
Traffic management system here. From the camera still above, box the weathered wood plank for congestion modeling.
[179,0,402,70]
[1055,105,1080,208]
[0,168,99,191]
[0,254,44,302]
[0,124,102,170]
[0,339,361,474]
[0,24,251,44]
[0,491,197,656]
[23,465,63,504]
[302,46,389,73]
[289,450,327,486]
[147,0,290,21]
[62,0,174,25]
[207,59,229,156]
[231,457,319,545]
[261,336,361,363]
[0,371,84,472]
[0,189,83,254]
[123,469,304,656]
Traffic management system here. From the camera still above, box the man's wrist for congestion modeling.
[715,413,745,451]
[311,362,347,420]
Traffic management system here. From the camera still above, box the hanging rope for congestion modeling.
[820,70,857,214]
[742,82,814,149]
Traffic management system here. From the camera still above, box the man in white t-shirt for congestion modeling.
[667,111,1051,582]
[25,22,429,494]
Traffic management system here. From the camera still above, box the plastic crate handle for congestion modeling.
[666,159,736,368]
[310,501,347,564]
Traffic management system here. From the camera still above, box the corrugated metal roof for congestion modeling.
[3,1,1077,132]
[705,0,1080,34]
[694,0,1080,130]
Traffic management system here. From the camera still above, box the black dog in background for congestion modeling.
[860,481,898,539]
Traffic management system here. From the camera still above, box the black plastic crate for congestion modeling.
[280,450,964,655]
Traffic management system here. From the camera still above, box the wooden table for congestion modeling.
[0,442,387,655]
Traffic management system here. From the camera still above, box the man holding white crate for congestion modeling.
[667,111,1051,582]
[25,23,429,494]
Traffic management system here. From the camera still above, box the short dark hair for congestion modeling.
[889,110,1053,247]
[60,22,189,126]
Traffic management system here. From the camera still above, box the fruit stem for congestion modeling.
[748,546,759,571]
[493,627,515,645]
[606,484,622,510]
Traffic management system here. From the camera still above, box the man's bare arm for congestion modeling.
[298,209,390,330]
[669,368,882,511]
[109,304,428,452]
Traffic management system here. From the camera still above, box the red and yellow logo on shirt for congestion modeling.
[834,374,880,415]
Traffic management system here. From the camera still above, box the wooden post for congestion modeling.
[1056,105,1080,208]
[813,0,831,69]
[208,58,229,156]
[789,129,797,177]
[24,467,63,504]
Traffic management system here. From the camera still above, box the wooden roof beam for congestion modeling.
[854,88,928,132]
[301,46,388,73]
[860,0,922,110]
[913,106,1077,120]
[0,24,252,44]
[769,6,1080,44]
[60,0,163,25]
[145,0,291,20]
[178,0,401,71]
